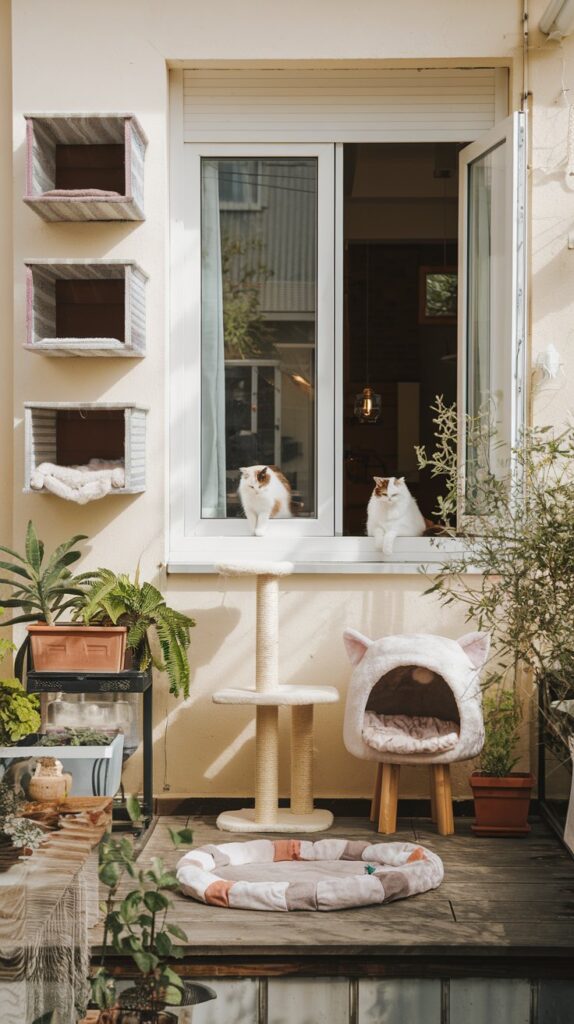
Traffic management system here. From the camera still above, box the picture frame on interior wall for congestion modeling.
[418,266,457,325]
[24,259,147,357]
[23,113,147,221]
[24,402,148,498]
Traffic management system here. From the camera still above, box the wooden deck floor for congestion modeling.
[90,814,574,979]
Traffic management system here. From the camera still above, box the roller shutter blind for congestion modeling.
[182,67,506,143]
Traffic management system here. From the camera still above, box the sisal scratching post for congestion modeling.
[255,706,279,823]
[290,704,314,816]
[213,561,339,833]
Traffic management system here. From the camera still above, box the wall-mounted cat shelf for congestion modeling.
[24,402,148,498]
[24,113,147,221]
[25,259,147,357]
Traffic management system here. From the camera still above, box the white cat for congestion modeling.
[238,465,292,536]
[367,476,426,555]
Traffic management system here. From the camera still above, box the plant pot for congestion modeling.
[27,756,72,802]
[0,732,125,797]
[27,624,127,672]
[470,770,535,836]
[118,982,217,1020]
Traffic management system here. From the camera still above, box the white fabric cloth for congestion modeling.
[30,459,125,503]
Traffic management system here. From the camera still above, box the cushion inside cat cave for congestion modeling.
[343,631,489,765]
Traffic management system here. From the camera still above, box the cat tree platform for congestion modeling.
[213,562,339,834]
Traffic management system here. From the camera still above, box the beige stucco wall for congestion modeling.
[1,0,570,800]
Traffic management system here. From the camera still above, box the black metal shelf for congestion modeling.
[26,667,153,820]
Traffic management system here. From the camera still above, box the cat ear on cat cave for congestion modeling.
[457,631,490,670]
[343,629,372,666]
[396,476,405,484]
[372,476,384,486]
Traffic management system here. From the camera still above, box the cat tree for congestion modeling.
[213,561,339,833]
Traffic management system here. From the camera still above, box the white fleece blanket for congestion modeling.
[30,459,125,503]
[362,712,460,755]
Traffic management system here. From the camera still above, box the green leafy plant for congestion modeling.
[0,633,40,743]
[1,813,46,851]
[479,691,522,777]
[422,414,574,750]
[37,728,115,747]
[91,800,193,1017]
[78,570,195,698]
[0,522,94,677]
[221,235,274,360]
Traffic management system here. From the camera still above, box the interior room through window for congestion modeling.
[343,142,462,536]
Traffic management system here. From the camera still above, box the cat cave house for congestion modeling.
[343,631,489,835]
[343,630,489,767]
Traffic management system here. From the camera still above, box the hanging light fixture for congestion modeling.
[354,244,382,423]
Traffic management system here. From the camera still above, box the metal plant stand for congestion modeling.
[26,667,153,821]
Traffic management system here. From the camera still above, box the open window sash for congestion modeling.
[173,143,335,553]
[457,112,526,522]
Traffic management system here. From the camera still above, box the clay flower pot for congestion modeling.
[470,771,535,837]
[27,624,127,672]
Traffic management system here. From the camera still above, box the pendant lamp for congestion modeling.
[354,245,382,424]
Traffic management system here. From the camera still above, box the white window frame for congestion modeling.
[168,75,524,574]
[457,111,527,524]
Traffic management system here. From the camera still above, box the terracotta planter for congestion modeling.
[470,771,535,837]
[27,624,127,672]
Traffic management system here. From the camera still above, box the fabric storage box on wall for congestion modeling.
[24,113,147,222]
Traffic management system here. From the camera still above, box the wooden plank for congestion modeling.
[88,814,574,968]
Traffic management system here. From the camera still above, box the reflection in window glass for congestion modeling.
[201,158,317,519]
[466,141,505,508]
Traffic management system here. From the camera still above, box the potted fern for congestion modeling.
[0,522,125,676]
[77,570,195,698]
[470,691,534,836]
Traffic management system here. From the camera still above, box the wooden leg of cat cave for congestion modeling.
[378,764,400,834]
[370,763,383,822]
[429,767,437,823]
[290,704,314,816]
[431,764,455,836]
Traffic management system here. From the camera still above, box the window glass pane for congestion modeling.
[466,140,505,508]
[201,157,317,520]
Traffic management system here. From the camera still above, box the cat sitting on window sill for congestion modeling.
[367,476,426,555]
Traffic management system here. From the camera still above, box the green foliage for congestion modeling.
[1,813,46,851]
[423,420,574,747]
[91,812,193,1013]
[37,728,113,747]
[221,235,274,359]
[0,522,95,676]
[415,396,459,527]
[0,632,40,744]
[78,569,195,698]
[479,691,522,777]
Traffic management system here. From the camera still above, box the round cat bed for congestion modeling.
[176,837,443,912]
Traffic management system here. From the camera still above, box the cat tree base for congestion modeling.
[216,808,334,834]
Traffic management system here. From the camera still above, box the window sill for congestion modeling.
[167,536,469,574]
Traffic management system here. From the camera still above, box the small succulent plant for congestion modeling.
[1,814,46,851]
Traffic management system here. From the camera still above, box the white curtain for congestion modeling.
[201,160,227,518]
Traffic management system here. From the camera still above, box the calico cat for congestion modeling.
[367,476,425,555]
[238,465,292,536]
